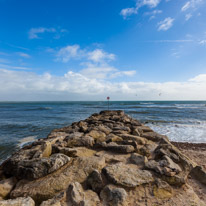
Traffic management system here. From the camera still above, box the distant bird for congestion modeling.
[159,93,162,96]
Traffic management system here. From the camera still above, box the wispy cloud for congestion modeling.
[157,17,174,31]
[146,39,193,43]
[28,27,56,39]
[0,64,31,70]
[185,13,192,21]
[16,52,31,58]
[120,0,161,19]
[199,40,206,45]
[181,0,203,12]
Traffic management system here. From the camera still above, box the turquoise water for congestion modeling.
[0,101,206,162]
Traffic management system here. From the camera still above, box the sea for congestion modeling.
[0,101,206,162]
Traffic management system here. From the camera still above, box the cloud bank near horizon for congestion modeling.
[0,68,206,101]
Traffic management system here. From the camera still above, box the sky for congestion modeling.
[0,0,206,101]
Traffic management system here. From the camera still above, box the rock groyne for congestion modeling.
[0,110,205,205]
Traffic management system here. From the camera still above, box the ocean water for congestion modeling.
[0,101,206,162]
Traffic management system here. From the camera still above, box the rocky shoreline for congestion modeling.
[0,110,206,205]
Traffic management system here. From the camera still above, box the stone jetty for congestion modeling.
[0,110,205,205]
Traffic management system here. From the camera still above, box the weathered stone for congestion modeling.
[145,160,164,174]
[0,197,35,206]
[95,142,135,154]
[11,156,105,203]
[17,153,70,180]
[153,179,173,199]
[130,153,148,165]
[52,146,96,158]
[0,177,17,199]
[66,182,101,206]
[67,135,94,148]
[118,134,146,145]
[100,185,128,206]
[87,130,106,142]
[87,170,104,193]
[162,174,186,186]
[103,163,154,188]
[40,192,65,206]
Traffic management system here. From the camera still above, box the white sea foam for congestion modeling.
[148,121,206,143]
[18,135,37,148]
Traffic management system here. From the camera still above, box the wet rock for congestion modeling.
[100,185,128,206]
[103,163,154,188]
[0,177,17,199]
[0,197,35,206]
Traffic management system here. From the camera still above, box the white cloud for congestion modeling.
[120,0,161,19]
[157,17,174,31]
[56,45,115,64]
[1,68,206,100]
[56,45,83,63]
[120,7,138,19]
[185,13,192,21]
[28,27,56,39]
[199,40,206,45]
[16,52,31,58]
[87,49,115,63]
[181,0,203,12]
[79,62,136,79]
[189,74,206,82]
[139,0,161,8]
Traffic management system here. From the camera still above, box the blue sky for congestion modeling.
[0,0,206,100]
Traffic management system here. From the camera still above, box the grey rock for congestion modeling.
[190,166,206,185]
[130,153,148,165]
[103,163,154,188]
[87,170,104,193]
[17,153,70,180]
[100,185,127,206]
